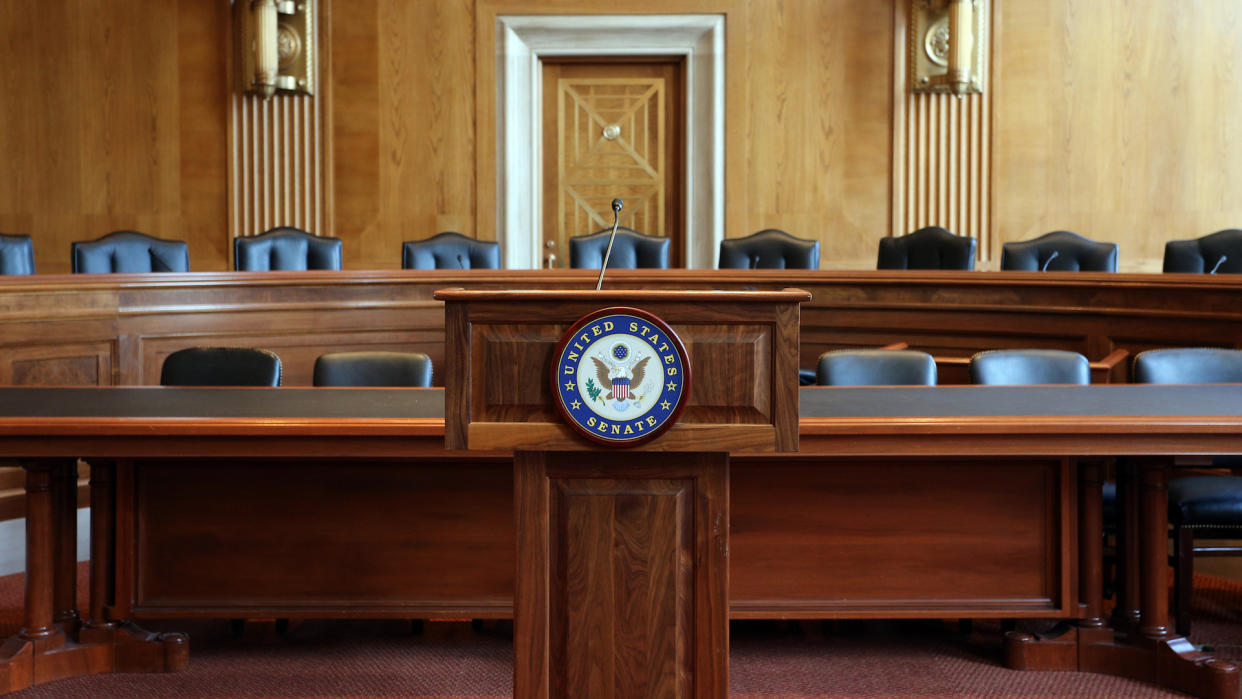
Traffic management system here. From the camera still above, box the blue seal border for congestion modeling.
[550,306,692,447]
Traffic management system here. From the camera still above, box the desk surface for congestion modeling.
[0,385,1240,458]
[0,384,1240,419]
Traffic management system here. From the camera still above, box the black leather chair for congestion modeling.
[160,347,282,387]
[877,226,976,270]
[569,227,669,269]
[234,227,343,271]
[969,349,1090,385]
[1000,231,1118,272]
[1133,347,1242,636]
[313,351,433,387]
[1163,229,1242,274]
[816,349,937,386]
[0,234,35,275]
[71,231,189,273]
[402,232,500,270]
[719,229,819,270]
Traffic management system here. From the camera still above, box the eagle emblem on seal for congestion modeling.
[590,343,651,411]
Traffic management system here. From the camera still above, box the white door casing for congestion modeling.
[496,14,725,269]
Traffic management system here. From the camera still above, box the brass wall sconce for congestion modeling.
[910,0,986,96]
[234,0,315,98]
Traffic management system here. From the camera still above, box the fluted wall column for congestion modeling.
[228,0,333,249]
[891,0,993,264]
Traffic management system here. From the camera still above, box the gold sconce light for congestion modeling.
[910,0,985,96]
[234,0,315,98]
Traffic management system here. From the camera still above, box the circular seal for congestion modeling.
[551,307,691,447]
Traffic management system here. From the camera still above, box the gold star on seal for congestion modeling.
[666,380,678,391]
[570,399,582,410]
[564,381,576,391]
[660,400,671,411]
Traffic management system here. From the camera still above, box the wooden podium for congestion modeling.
[435,289,809,698]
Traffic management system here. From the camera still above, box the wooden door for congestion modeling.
[541,58,684,268]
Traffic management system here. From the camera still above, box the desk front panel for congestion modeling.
[129,459,514,619]
[730,457,1073,618]
[117,454,1074,621]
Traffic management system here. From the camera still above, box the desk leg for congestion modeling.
[1008,458,1241,699]
[0,459,186,697]
[1114,459,1143,629]
[1130,458,1238,699]
[81,460,116,635]
[52,460,80,633]
[79,459,187,674]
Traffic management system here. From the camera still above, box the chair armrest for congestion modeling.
[1089,349,1130,384]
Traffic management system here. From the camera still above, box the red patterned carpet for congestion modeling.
[0,567,1238,697]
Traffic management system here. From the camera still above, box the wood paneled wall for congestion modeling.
[0,1,230,274]
[993,1,1242,272]
[739,1,893,268]
[330,0,476,270]
[3,1,1242,272]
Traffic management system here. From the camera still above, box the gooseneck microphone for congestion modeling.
[1040,250,1059,271]
[594,198,624,290]
[1210,254,1228,274]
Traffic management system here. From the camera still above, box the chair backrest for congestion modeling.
[970,349,1090,385]
[876,226,976,270]
[718,229,819,270]
[816,349,937,386]
[0,234,35,275]
[569,227,670,269]
[1163,229,1242,274]
[160,347,282,387]
[234,227,343,271]
[1000,231,1118,272]
[313,351,433,387]
[1133,348,1242,384]
[402,232,500,270]
[72,231,189,274]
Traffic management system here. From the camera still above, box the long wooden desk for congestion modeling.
[0,385,1239,696]
[2,269,1241,387]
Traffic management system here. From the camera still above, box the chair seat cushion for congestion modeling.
[1168,474,1242,532]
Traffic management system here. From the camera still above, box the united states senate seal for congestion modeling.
[551,307,691,446]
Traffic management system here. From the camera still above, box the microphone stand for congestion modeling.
[595,198,624,290]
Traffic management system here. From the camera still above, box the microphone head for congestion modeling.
[611,198,623,212]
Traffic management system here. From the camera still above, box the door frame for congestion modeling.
[496,14,725,269]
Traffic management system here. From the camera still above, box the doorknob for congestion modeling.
[545,252,558,269]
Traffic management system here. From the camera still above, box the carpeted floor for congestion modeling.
[2,568,1239,697]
